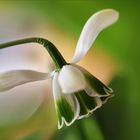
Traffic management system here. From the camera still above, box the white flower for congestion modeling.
[0,9,119,129]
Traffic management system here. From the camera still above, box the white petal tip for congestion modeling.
[104,9,119,23]
[101,9,119,18]
[71,9,119,63]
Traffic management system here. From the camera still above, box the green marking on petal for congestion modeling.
[56,97,74,124]
[56,105,62,127]
[75,92,88,116]
[75,90,98,118]
[80,91,97,110]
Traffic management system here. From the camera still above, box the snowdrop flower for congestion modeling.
[0,9,119,129]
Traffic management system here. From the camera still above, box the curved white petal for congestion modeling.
[72,9,119,63]
[58,65,86,94]
[52,72,80,129]
[0,81,45,126]
[0,70,54,92]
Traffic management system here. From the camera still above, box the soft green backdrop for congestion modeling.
[0,1,139,140]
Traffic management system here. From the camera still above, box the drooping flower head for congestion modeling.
[0,9,119,129]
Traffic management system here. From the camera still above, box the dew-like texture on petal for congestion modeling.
[0,70,53,92]
[58,65,86,94]
[72,9,119,63]
[75,90,102,119]
[52,72,80,129]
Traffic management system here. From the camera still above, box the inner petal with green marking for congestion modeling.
[52,72,79,129]
[55,94,79,129]
[75,90,102,119]
[56,97,74,125]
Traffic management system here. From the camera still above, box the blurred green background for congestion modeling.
[0,0,139,140]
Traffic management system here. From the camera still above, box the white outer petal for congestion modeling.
[58,65,86,94]
[0,44,49,72]
[0,81,45,126]
[0,70,54,92]
[72,9,119,63]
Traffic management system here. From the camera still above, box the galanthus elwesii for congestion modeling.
[0,9,119,129]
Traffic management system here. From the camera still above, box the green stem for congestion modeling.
[0,37,67,69]
[77,122,89,140]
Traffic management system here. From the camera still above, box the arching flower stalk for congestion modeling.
[0,9,119,129]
